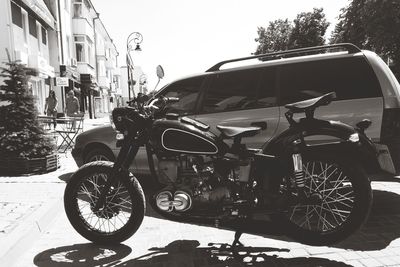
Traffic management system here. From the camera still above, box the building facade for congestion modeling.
[0,0,56,113]
[0,0,121,119]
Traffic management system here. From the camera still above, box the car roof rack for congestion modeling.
[206,43,361,72]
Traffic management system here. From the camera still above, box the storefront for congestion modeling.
[58,64,81,115]
[28,55,55,114]
[80,73,98,119]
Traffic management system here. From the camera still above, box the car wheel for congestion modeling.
[84,147,115,163]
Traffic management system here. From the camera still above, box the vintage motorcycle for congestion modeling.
[64,92,375,246]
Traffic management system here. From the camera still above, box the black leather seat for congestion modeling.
[285,92,336,113]
[217,125,261,139]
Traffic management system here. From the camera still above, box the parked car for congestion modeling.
[72,43,400,175]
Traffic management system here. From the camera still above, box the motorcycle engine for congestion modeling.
[155,155,232,213]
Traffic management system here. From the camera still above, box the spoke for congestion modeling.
[324,175,350,199]
[319,185,353,193]
[290,204,301,220]
[320,206,347,225]
[87,179,101,194]
[322,203,342,226]
[313,166,339,192]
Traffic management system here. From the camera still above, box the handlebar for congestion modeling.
[126,95,180,118]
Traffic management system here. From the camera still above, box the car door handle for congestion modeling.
[250,121,267,130]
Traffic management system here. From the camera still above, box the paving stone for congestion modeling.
[340,251,365,261]
[375,256,400,266]
[359,258,385,267]
[346,260,366,267]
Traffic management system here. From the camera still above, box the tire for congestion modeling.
[84,147,115,163]
[64,161,145,244]
[273,154,372,246]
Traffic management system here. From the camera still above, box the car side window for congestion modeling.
[159,77,204,115]
[280,56,382,105]
[202,67,275,113]
[258,66,278,108]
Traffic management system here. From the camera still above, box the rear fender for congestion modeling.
[262,119,381,174]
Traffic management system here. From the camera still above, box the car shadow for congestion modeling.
[334,188,400,250]
[33,240,351,267]
[33,243,132,267]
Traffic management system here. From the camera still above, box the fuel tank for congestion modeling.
[150,116,228,155]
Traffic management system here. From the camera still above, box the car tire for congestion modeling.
[84,147,115,163]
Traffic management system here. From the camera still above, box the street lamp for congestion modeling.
[126,32,143,101]
[139,74,147,93]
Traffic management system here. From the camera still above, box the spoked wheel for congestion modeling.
[278,155,372,246]
[64,161,145,244]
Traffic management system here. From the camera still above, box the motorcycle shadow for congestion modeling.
[32,240,351,267]
[114,239,351,267]
[33,243,131,267]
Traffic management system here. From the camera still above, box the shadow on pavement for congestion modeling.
[144,188,400,252]
[33,243,131,267]
[335,189,400,250]
[58,172,74,183]
[33,240,350,267]
[115,240,351,267]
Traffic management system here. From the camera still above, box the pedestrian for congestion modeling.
[65,90,80,116]
[44,90,58,128]
[65,90,81,129]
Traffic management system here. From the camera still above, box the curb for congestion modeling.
[0,196,64,267]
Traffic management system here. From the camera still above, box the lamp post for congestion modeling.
[139,74,147,94]
[126,32,143,101]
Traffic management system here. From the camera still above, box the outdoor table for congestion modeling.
[56,116,84,152]
[37,115,56,131]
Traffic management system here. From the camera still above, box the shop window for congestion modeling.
[28,15,37,37]
[11,2,23,28]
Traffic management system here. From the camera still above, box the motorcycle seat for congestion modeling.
[217,125,261,139]
[285,92,336,113]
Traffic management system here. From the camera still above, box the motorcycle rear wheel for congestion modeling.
[274,154,372,246]
[64,161,145,244]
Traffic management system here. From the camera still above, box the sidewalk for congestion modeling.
[0,116,110,266]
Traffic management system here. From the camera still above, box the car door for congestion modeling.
[193,66,280,148]
[133,76,206,174]
[277,55,383,143]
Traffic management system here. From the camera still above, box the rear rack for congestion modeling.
[206,43,361,72]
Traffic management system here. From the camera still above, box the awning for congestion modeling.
[81,74,99,91]
[19,0,55,29]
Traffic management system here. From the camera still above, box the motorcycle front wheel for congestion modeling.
[275,154,372,246]
[64,161,145,244]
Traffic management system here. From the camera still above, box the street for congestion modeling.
[0,152,400,267]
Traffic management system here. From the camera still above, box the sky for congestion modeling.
[93,0,350,90]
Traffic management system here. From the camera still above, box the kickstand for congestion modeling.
[231,230,244,248]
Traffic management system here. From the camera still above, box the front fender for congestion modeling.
[262,119,381,174]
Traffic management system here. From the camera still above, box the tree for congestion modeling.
[288,8,330,49]
[254,8,330,55]
[331,0,400,79]
[254,19,292,55]
[0,61,54,158]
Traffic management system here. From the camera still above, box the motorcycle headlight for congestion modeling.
[116,131,124,140]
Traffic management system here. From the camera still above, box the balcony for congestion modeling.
[98,76,110,88]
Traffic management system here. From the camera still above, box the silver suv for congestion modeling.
[72,44,400,175]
